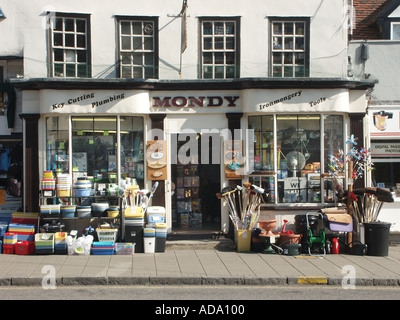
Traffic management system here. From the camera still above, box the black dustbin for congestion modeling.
[364,221,391,256]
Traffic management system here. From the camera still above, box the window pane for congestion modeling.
[121,36,131,50]
[65,19,74,32]
[132,37,142,50]
[133,67,143,78]
[215,52,224,64]
[284,37,294,50]
[203,38,212,50]
[144,66,154,78]
[121,66,131,78]
[65,50,75,62]
[295,22,304,35]
[214,22,224,35]
[144,52,154,65]
[392,24,400,40]
[295,65,305,77]
[143,37,153,50]
[226,37,235,49]
[295,37,304,50]
[203,52,213,64]
[77,50,86,63]
[273,37,282,50]
[284,66,293,77]
[226,22,235,34]
[215,66,224,78]
[54,33,63,46]
[77,64,88,77]
[143,23,153,35]
[203,22,212,35]
[77,34,86,48]
[226,66,235,78]
[121,21,131,35]
[121,52,131,64]
[132,22,142,34]
[54,49,63,62]
[55,18,63,31]
[65,34,75,47]
[273,23,282,35]
[226,52,235,64]
[203,66,213,78]
[54,64,64,76]
[214,37,224,49]
[295,52,304,64]
[284,52,293,64]
[66,64,76,77]
[273,66,282,77]
[273,52,282,64]
[284,23,293,35]
[132,52,142,65]
[76,19,86,33]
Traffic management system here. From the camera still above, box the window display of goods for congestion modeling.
[91,202,109,217]
[76,206,91,218]
[96,228,118,243]
[60,205,76,218]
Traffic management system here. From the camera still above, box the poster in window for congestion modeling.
[72,152,87,172]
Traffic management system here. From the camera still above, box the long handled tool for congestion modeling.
[143,181,159,216]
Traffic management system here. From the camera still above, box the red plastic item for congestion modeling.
[3,244,15,254]
[331,237,339,254]
[15,241,35,255]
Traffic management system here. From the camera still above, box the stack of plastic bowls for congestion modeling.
[60,205,76,218]
[74,177,93,197]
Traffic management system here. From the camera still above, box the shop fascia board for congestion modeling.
[9,77,376,91]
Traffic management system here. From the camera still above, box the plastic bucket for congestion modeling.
[364,221,391,256]
[236,229,251,252]
[144,237,155,253]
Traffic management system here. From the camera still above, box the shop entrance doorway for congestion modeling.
[171,133,221,232]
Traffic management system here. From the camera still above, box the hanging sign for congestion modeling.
[146,140,168,181]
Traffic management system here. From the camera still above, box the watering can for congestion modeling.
[283,243,302,256]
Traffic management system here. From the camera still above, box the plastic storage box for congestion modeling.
[91,241,114,255]
[35,233,54,254]
[115,242,135,255]
[15,241,35,255]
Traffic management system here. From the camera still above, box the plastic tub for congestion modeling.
[60,205,76,218]
[75,188,93,197]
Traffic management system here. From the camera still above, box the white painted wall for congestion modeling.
[0,0,348,80]
[348,40,400,101]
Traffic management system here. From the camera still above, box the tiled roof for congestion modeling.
[351,0,394,39]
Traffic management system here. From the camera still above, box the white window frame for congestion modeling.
[50,14,90,78]
[200,18,239,79]
[270,19,309,78]
[118,18,158,79]
[391,22,400,40]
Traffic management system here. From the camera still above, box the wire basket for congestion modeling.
[96,228,118,243]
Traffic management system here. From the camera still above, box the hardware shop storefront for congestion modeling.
[18,80,372,235]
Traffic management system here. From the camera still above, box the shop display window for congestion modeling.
[249,114,344,204]
[46,117,69,174]
[45,116,144,189]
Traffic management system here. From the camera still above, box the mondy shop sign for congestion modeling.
[152,96,240,108]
